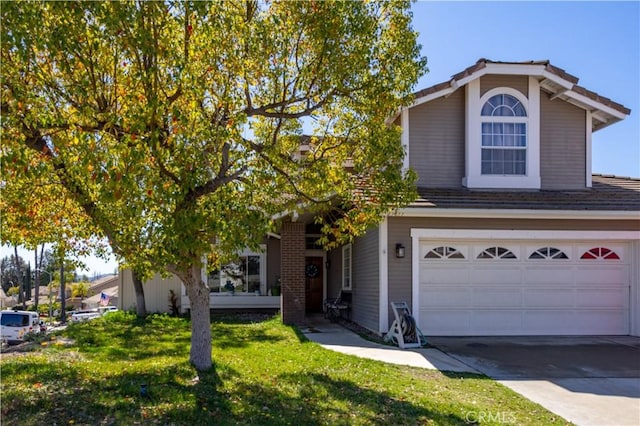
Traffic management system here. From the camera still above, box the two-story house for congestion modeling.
[320,59,639,338]
[119,59,640,338]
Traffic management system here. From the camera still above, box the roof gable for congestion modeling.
[409,59,630,131]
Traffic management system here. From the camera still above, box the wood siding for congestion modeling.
[480,75,528,97]
[351,228,379,332]
[540,92,587,189]
[409,90,465,188]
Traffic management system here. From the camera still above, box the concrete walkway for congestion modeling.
[299,318,475,373]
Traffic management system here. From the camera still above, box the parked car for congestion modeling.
[70,309,101,322]
[70,306,118,322]
[0,309,46,344]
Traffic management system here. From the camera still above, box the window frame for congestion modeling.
[464,80,541,189]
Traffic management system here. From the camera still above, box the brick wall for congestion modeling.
[281,221,305,325]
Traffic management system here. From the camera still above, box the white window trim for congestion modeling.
[464,78,541,189]
[342,244,352,291]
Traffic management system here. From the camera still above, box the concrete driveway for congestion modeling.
[429,336,640,426]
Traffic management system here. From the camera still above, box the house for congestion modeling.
[120,59,640,338]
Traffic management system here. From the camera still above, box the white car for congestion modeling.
[70,309,101,322]
[0,310,45,344]
[70,306,118,322]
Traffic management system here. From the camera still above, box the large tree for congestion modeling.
[1,0,425,370]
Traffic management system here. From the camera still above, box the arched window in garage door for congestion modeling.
[580,247,620,260]
[424,246,465,259]
[529,247,569,259]
[477,246,517,259]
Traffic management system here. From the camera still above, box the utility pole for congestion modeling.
[59,255,66,324]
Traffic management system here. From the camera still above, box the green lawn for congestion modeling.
[0,312,568,425]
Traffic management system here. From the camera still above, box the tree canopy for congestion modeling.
[1,0,426,370]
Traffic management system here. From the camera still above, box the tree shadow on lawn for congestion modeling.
[1,357,229,426]
[197,371,470,425]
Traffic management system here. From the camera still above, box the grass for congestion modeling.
[0,312,568,425]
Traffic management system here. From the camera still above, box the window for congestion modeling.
[477,247,517,259]
[342,244,352,290]
[529,247,568,260]
[424,246,465,259]
[580,247,620,260]
[208,250,265,293]
[481,94,527,175]
[463,80,540,189]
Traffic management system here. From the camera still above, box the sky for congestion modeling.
[2,1,638,277]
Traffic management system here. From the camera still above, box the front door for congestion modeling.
[305,257,324,313]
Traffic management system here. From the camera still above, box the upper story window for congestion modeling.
[463,79,541,189]
[481,94,528,175]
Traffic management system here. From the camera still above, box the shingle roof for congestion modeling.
[413,58,631,116]
[410,175,640,211]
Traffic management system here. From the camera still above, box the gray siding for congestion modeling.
[351,228,379,332]
[540,92,587,189]
[386,222,413,327]
[409,90,465,188]
[480,75,528,97]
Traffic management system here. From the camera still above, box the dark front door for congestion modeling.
[305,257,324,313]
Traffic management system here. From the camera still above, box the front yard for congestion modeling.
[0,312,567,425]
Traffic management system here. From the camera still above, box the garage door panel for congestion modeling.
[472,267,521,285]
[470,311,523,333]
[420,288,470,308]
[576,289,628,308]
[525,267,574,284]
[523,310,576,334]
[421,310,470,335]
[574,311,628,334]
[420,264,470,284]
[523,289,575,307]
[418,239,630,336]
[575,267,627,285]
[473,288,522,307]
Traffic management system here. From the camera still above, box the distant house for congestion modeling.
[121,59,640,338]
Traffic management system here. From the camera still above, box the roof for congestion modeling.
[410,58,631,131]
[410,174,640,211]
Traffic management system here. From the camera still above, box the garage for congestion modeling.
[412,231,633,336]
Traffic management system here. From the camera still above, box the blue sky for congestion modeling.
[410,1,639,177]
[4,1,639,276]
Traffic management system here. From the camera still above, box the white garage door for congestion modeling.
[418,241,630,335]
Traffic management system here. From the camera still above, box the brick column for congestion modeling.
[281,221,305,325]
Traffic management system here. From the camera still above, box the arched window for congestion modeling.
[477,247,517,259]
[529,247,569,260]
[424,246,465,259]
[481,94,527,175]
[580,247,620,260]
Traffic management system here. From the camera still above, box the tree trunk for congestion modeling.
[174,262,212,371]
[131,270,147,317]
